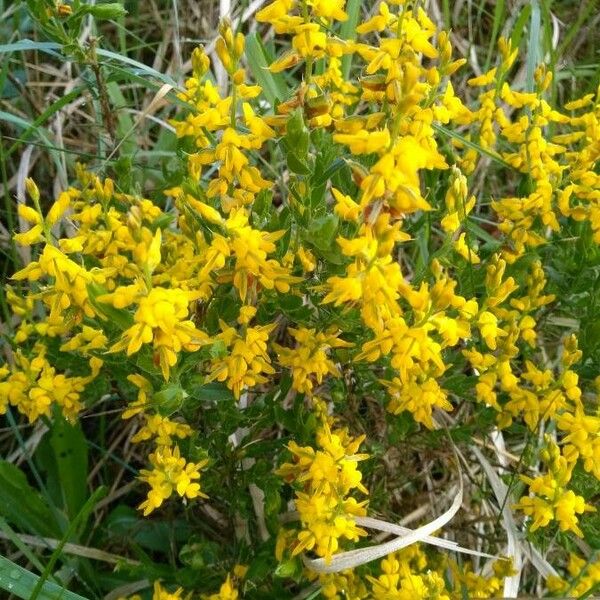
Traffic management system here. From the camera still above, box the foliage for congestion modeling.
[1,0,600,598]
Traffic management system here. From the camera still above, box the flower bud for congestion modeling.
[25,178,40,203]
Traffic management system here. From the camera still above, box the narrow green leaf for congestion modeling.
[340,0,361,79]
[30,488,106,600]
[0,517,47,576]
[511,5,532,56]
[96,49,178,87]
[0,40,62,58]
[484,0,505,71]
[432,123,515,169]
[245,33,287,106]
[526,0,541,91]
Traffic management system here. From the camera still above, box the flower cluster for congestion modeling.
[276,404,369,563]
[4,0,600,597]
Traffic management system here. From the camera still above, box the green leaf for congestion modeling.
[484,0,505,71]
[82,3,128,19]
[29,488,106,600]
[96,49,178,87]
[0,461,62,538]
[0,556,88,600]
[286,152,311,175]
[432,123,515,169]
[284,110,310,158]
[245,33,287,107]
[50,417,89,520]
[525,0,541,91]
[86,283,133,330]
[312,157,346,187]
[0,40,62,58]
[306,214,339,251]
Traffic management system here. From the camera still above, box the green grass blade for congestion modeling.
[484,0,505,71]
[6,87,83,157]
[96,48,179,87]
[0,555,88,600]
[525,0,541,91]
[340,0,361,79]
[29,488,106,600]
[245,33,287,107]
[0,40,62,58]
[432,123,516,170]
[0,517,47,576]
[510,4,532,54]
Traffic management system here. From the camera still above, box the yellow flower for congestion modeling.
[277,422,369,564]
[107,287,207,380]
[332,188,361,221]
[477,311,506,350]
[206,321,276,399]
[275,327,352,393]
[139,445,208,516]
[386,376,453,429]
[333,129,391,155]
[308,0,347,21]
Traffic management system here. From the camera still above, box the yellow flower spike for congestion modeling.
[237,305,257,325]
[191,45,210,77]
[185,195,224,224]
[277,421,369,564]
[333,129,391,155]
[292,23,327,59]
[454,232,481,264]
[477,311,506,350]
[297,246,316,272]
[215,37,233,73]
[275,327,352,394]
[268,49,302,73]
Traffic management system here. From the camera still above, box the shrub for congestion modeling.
[1,0,600,598]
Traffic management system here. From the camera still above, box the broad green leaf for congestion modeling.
[287,152,311,175]
[0,462,61,538]
[0,556,88,600]
[50,418,89,520]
